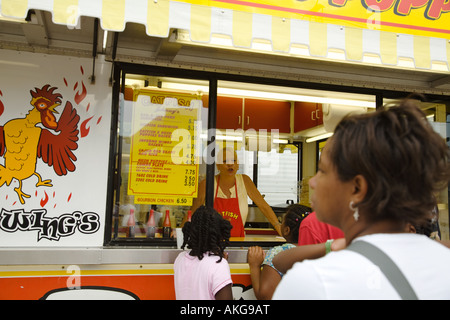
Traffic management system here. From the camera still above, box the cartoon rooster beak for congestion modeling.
[34,98,59,130]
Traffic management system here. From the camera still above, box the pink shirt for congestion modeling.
[174,251,233,300]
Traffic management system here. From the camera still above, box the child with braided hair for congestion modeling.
[174,205,233,300]
[247,204,311,300]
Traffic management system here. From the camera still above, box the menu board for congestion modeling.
[127,90,201,206]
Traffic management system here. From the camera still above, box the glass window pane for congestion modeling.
[113,75,209,242]
[256,145,299,206]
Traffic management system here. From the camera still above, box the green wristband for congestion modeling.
[325,239,334,254]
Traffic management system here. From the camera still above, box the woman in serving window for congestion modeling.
[191,147,281,238]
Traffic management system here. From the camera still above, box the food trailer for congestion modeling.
[0,0,449,300]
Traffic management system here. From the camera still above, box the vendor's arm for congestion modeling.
[272,238,346,274]
[243,175,282,236]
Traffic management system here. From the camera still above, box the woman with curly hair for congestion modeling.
[273,99,450,300]
[174,205,233,300]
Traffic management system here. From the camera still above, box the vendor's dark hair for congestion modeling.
[181,206,232,262]
[284,204,311,240]
[329,99,450,227]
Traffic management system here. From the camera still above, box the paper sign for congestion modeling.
[127,90,201,205]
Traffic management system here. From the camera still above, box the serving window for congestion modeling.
[106,64,378,246]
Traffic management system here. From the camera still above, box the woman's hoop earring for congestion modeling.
[349,201,359,221]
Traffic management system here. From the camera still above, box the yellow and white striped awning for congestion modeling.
[1,0,449,71]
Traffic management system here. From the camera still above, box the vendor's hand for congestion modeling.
[247,246,265,267]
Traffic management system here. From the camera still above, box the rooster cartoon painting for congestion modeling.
[0,85,80,204]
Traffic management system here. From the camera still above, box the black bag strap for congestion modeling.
[346,240,418,300]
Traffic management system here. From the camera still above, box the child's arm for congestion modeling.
[247,246,265,299]
[258,266,281,300]
[272,239,346,274]
[215,284,233,300]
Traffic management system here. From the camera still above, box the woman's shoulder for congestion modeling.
[239,174,255,187]
[238,173,250,180]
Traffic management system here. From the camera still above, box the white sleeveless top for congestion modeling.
[214,174,249,223]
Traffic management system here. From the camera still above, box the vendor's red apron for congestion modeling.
[214,177,245,237]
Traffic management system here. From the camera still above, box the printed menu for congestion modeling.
[127,90,201,206]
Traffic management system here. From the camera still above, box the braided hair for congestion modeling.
[283,204,311,241]
[181,206,232,262]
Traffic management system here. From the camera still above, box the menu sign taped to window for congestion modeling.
[128,91,201,206]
